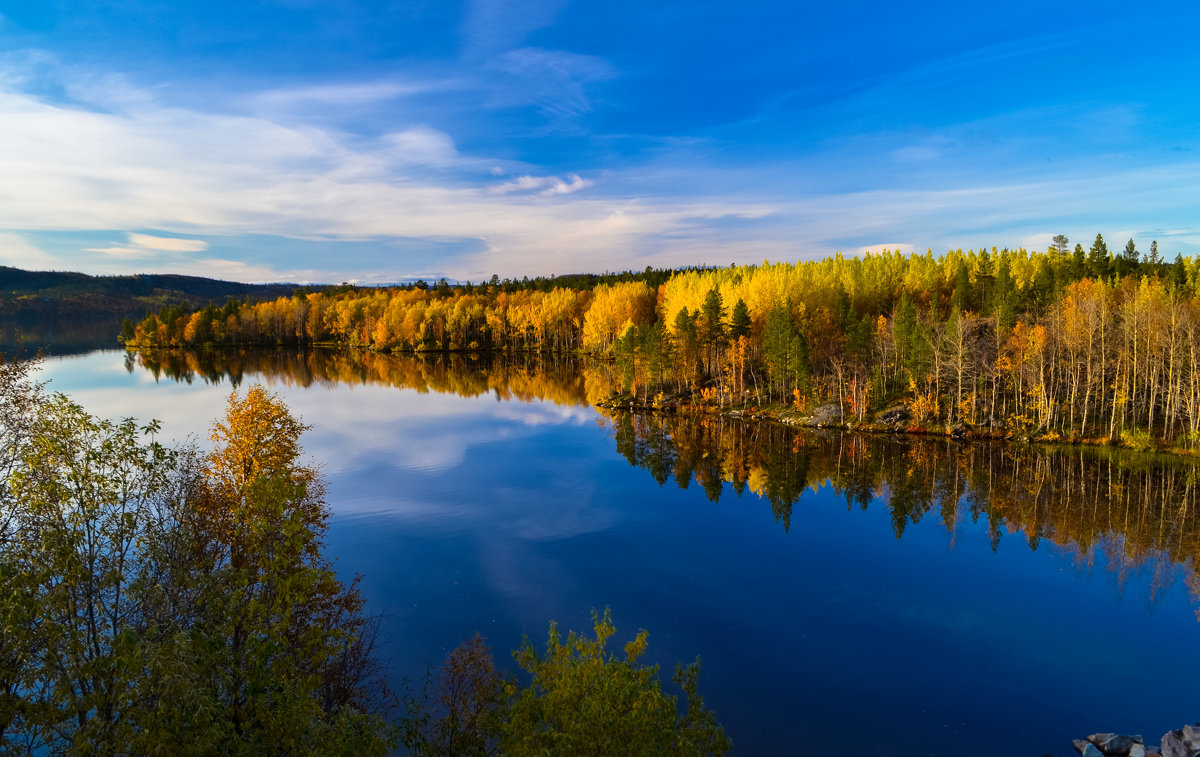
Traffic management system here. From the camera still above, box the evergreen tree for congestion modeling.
[891,293,917,373]
[729,299,751,340]
[1026,258,1056,315]
[952,261,971,313]
[1173,254,1188,292]
[699,286,726,375]
[1116,238,1140,278]
[1088,233,1110,279]
[1146,240,1161,267]
[1070,243,1087,281]
[991,258,1017,331]
[1050,234,1070,255]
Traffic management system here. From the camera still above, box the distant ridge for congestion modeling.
[0,266,304,318]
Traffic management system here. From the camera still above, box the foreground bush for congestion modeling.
[404,608,731,757]
[0,357,395,754]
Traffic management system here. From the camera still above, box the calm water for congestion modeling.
[36,349,1199,756]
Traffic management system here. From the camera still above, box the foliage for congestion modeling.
[127,240,1200,448]
[405,609,731,757]
[0,361,395,753]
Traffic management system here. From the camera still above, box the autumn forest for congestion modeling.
[128,236,1200,450]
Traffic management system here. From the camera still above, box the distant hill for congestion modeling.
[0,266,303,318]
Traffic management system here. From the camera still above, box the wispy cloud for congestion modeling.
[1,50,1199,284]
[488,173,592,196]
[250,80,446,110]
[87,233,208,257]
[490,47,616,126]
[0,233,62,269]
[461,0,567,57]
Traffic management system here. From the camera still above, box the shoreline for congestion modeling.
[593,394,1200,460]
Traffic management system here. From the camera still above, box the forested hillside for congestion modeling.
[0,265,300,317]
[127,236,1200,448]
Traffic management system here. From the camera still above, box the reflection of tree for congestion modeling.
[129,349,1200,616]
[130,347,617,408]
[597,407,1200,615]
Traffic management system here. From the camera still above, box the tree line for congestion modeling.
[126,235,1200,447]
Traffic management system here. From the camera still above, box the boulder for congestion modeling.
[1183,725,1200,751]
[1081,743,1104,757]
[877,406,911,425]
[1161,731,1189,757]
[1089,733,1139,756]
[809,403,843,426]
[1129,744,1147,757]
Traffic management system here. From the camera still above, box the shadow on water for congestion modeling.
[0,315,128,357]
[129,347,1200,621]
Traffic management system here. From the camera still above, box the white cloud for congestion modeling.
[0,233,63,269]
[1,55,1199,282]
[378,126,462,167]
[489,175,547,194]
[538,174,591,197]
[127,233,208,252]
[488,173,592,197]
[86,232,208,258]
[251,80,444,110]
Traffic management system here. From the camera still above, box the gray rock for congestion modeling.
[1183,725,1200,751]
[1130,744,1147,757]
[877,406,911,424]
[1161,731,1188,757]
[810,403,843,425]
[1090,733,1138,756]
[1081,743,1104,757]
[1075,739,1092,754]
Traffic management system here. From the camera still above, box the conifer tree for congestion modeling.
[1088,233,1111,279]
[729,299,751,340]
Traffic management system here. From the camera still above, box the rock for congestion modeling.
[1182,725,1200,751]
[1089,733,1138,756]
[1161,731,1189,757]
[949,422,970,439]
[877,406,911,424]
[1129,744,1147,757]
[809,403,843,426]
[1081,743,1104,757]
[1075,739,1092,754]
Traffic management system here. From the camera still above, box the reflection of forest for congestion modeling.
[602,411,1200,616]
[131,348,1200,616]
[2,315,128,357]
[130,347,619,407]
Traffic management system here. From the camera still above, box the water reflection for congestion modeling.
[107,348,1200,753]
[604,411,1200,619]
[127,348,1200,621]
[1,314,128,357]
[129,347,614,406]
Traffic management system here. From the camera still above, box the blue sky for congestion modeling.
[1,1,1198,283]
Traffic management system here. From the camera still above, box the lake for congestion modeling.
[35,348,1199,756]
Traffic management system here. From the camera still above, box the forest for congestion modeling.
[125,235,1200,449]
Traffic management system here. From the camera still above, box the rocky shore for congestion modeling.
[1071,726,1200,757]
